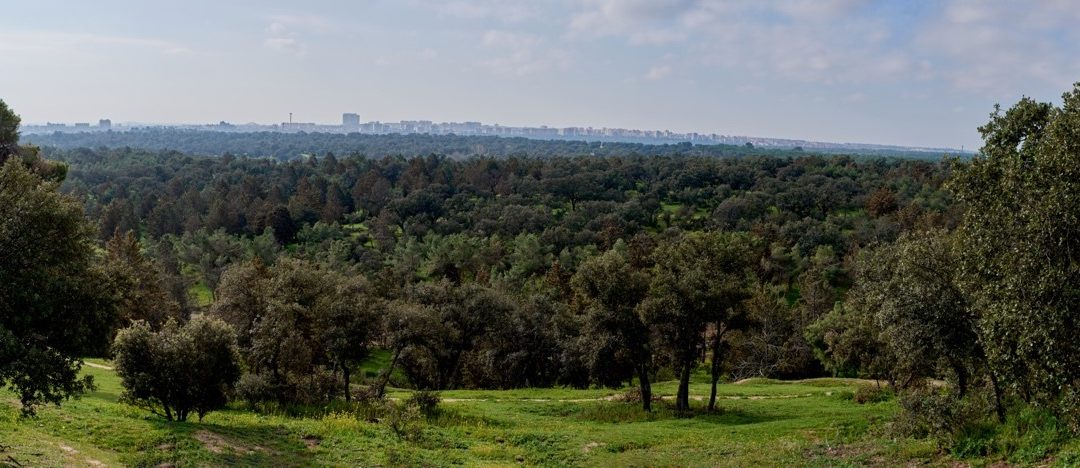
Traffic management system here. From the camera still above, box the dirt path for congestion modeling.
[438,393,819,403]
[82,361,114,371]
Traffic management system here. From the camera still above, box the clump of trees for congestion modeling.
[210,258,381,404]
[806,84,1080,446]
[112,317,242,422]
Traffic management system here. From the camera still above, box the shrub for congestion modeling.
[892,386,986,439]
[385,401,424,441]
[234,372,277,404]
[853,384,893,404]
[112,317,242,422]
[406,390,441,418]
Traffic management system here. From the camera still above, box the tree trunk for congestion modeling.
[951,359,968,398]
[376,348,402,398]
[343,366,352,402]
[989,370,1006,423]
[676,359,692,411]
[708,324,728,412]
[708,337,722,411]
[637,363,652,412]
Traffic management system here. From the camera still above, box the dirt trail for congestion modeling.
[82,361,114,371]
[438,393,818,403]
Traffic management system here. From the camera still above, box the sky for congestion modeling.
[2,0,1079,149]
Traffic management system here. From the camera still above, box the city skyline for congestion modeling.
[20,111,964,154]
[4,1,1080,149]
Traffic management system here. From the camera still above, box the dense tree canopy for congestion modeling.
[951,84,1080,419]
[0,142,117,415]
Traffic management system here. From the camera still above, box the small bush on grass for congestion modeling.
[405,390,441,418]
[853,384,893,404]
[385,400,424,441]
[894,386,1072,463]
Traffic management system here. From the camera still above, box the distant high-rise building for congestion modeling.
[342,113,360,128]
[99,119,112,129]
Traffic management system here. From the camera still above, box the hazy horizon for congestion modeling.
[4,0,1079,149]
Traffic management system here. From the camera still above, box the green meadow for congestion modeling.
[0,358,950,467]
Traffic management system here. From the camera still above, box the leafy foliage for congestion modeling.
[112,317,242,421]
[0,156,116,415]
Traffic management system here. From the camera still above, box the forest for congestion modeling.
[3,86,1080,465]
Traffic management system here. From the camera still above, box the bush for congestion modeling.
[385,401,424,441]
[893,386,1071,462]
[892,386,987,439]
[405,390,441,417]
[234,373,277,404]
[853,384,893,404]
[112,317,242,422]
[235,368,338,406]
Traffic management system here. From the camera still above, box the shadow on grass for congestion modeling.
[137,418,317,467]
[565,401,787,425]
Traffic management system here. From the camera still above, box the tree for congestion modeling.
[394,281,514,390]
[950,85,1080,417]
[104,230,185,329]
[211,258,377,404]
[640,231,757,411]
[376,301,446,397]
[571,247,653,411]
[0,155,117,414]
[112,317,242,421]
[852,231,981,393]
[318,276,381,402]
[1,99,21,158]
[865,187,898,217]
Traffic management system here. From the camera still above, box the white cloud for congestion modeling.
[912,0,1080,94]
[0,30,193,57]
[841,91,866,103]
[645,64,672,81]
[417,48,439,60]
[481,30,569,76]
[415,0,537,23]
[262,16,323,56]
[562,0,1080,96]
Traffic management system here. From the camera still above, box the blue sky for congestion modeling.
[2,0,1079,148]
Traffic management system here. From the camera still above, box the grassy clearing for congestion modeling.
[187,283,214,308]
[0,361,1056,467]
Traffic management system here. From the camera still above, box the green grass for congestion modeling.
[0,361,1039,467]
[188,283,214,308]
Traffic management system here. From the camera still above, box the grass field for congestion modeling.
[1,359,1069,467]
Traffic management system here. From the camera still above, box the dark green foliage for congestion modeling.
[950,85,1080,417]
[405,389,441,417]
[112,317,242,421]
[571,247,652,410]
[103,230,185,329]
[826,230,980,391]
[0,99,20,157]
[210,258,380,404]
[0,157,117,415]
[640,231,757,411]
